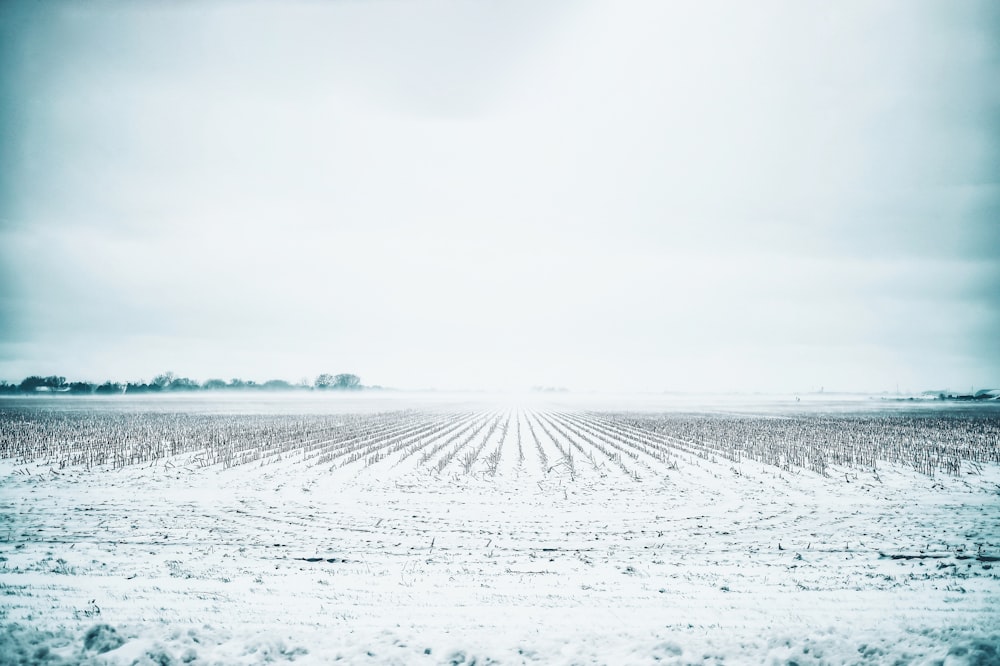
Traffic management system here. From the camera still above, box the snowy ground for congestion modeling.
[1,396,998,665]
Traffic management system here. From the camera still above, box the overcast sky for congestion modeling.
[1,0,997,393]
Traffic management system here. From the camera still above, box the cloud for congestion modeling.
[0,0,997,391]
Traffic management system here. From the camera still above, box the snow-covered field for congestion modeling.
[1,396,999,665]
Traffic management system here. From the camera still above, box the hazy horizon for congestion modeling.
[0,372,992,398]
[2,1,998,394]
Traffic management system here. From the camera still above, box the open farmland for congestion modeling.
[1,396,999,665]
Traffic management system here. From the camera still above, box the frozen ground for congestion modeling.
[1,396,998,665]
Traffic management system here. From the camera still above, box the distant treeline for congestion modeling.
[0,373,370,395]
[933,390,1000,402]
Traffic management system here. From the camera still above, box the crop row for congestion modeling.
[2,406,997,478]
[588,411,1000,477]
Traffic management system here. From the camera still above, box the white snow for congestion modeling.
[1,397,998,664]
